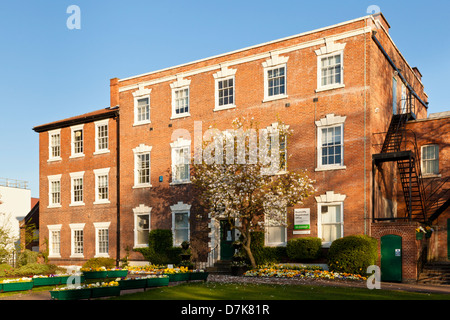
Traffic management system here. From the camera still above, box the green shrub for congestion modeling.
[10,263,60,276]
[135,247,182,265]
[17,250,39,267]
[0,263,13,277]
[286,237,322,261]
[149,229,173,253]
[134,229,182,265]
[82,257,116,270]
[327,235,378,275]
[246,232,288,265]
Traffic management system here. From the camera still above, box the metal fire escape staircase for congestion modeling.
[373,98,449,224]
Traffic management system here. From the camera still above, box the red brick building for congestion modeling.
[33,13,449,282]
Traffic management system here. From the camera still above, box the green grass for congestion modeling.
[109,282,449,300]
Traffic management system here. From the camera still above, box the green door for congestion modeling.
[381,235,402,282]
[220,220,234,260]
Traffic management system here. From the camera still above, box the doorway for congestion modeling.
[219,220,235,261]
[381,234,402,282]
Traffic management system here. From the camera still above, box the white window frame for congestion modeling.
[213,66,237,111]
[170,202,191,247]
[48,129,61,162]
[47,174,62,208]
[421,144,440,177]
[69,223,85,258]
[133,85,151,126]
[94,222,111,258]
[315,114,346,171]
[315,191,346,248]
[316,51,344,92]
[170,76,191,119]
[133,204,151,248]
[262,53,289,102]
[315,39,346,92]
[48,224,62,258]
[70,124,84,158]
[133,144,152,188]
[94,119,109,155]
[69,171,85,206]
[94,168,110,204]
[170,138,191,184]
[264,210,287,247]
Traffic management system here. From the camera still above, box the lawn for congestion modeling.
[109,281,449,300]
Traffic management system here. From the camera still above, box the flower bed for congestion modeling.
[50,281,119,300]
[163,267,190,282]
[145,275,169,287]
[0,278,34,292]
[118,277,148,290]
[32,274,73,287]
[243,266,367,282]
[81,267,128,279]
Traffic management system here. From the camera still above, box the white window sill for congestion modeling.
[47,157,62,163]
[170,113,191,120]
[133,244,149,249]
[70,254,84,259]
[422,174,441,179]
[315,84,345,93]
[94,149,110,156]
[133,120,151,127]
[214,104,236,112]
[315,166,347,172]
[133,184,152,189]
[265,242,287,247]
[94,200,111,205]
[69,202,85,207]
[48,254,61,259]
[94,254,110,258]
[47,204,62,209]
[263,94,288,103]
[69,154,85,159]
[170,180,191,186]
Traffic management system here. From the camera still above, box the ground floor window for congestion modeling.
[133,204,152,248]
[70,223,85,258]
[94,222,110,257]
[318,203,343,247]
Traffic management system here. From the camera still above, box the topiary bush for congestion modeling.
[327,235,378,275]
[286,237,322,261]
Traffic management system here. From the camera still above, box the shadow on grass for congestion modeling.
[108,282,449,301]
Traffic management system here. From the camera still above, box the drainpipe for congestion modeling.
[115,109,121,267]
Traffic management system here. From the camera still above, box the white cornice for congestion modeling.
[118,26,372,93]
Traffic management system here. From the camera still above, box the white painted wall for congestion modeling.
[0,185,31,249]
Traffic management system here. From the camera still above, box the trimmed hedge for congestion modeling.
[247,232,288,265]
[135,229,182,265]
[286,237,322,261]
[327,235,378,276]
[82,258,116,270]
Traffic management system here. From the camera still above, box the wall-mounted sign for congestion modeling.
[293,208,310,235]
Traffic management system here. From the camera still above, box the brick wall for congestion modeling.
[37,113,118,265]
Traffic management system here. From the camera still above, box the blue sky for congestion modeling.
[0,0,449,198]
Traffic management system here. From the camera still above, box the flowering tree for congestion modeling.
[192,118,314,268]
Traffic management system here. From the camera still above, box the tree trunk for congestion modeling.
[242,234,256,268]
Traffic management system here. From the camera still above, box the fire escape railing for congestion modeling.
[372,97,427,223]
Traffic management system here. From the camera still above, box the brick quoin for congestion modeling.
[33,13,449,282]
